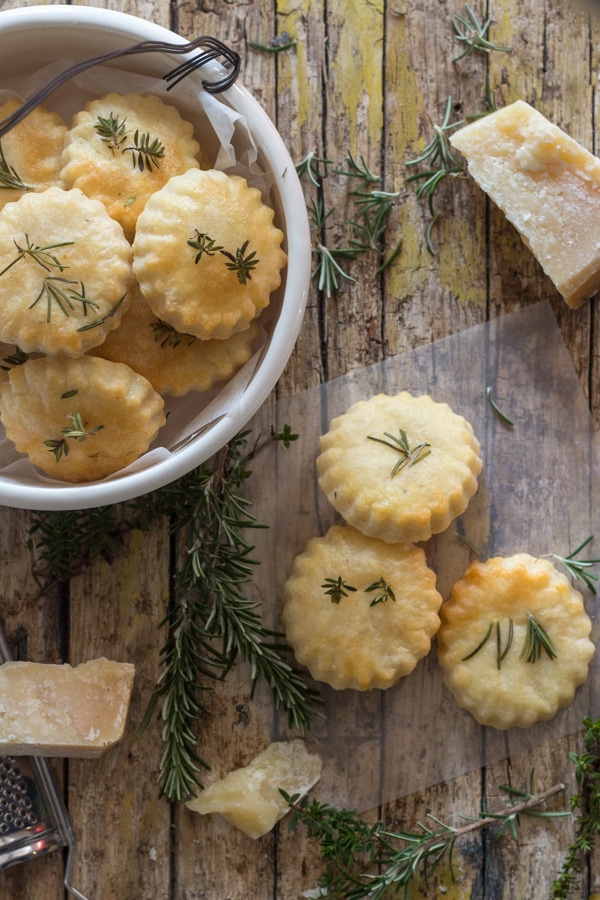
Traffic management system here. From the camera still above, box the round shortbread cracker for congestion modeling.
[316,392,482,544]
[437,553,595,729]
[281,524,443,691]
[132,168,286,340]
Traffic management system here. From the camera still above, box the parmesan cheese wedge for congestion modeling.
[450,99,600,308]
[0,657,135,758]
[186,740,322,839]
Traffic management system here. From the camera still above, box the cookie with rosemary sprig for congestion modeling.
[0,96,67,211]
[0,186,134,356]
[61,92,203,242]
[437,553,595,729]
[132,168,287,340]
[0,354,165,482]
[90,280,262,397]
[281,523,443,691]
[317,391,483,544]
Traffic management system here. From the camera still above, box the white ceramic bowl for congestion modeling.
[0,5,311,510]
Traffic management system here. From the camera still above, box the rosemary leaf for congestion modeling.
[0,140,33,192]
[546,536,599,595]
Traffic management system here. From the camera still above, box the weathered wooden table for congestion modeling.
[0,0,599,897]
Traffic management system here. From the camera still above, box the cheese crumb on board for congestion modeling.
[0,657,135,757]
[186,740,322,839]
[450,99,600,308]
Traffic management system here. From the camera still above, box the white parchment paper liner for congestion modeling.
[0,60,277,485]
[227,301,598,811]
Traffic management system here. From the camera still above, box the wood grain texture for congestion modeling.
[0,0,598,897]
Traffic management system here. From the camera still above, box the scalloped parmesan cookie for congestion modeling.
[437,554,595,729]
[61,92,202,241]
[132,168,287,340]
[281,524,443,691]
[91,281,261,397]
[186,740,322,839]
[317,392,482,544]
[0,98,67,211]
[0,186,133,356]
[0,355,165,482]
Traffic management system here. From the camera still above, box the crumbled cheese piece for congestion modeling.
[450,99,600,308]
[186,740,322,839]
[0,657,135,758]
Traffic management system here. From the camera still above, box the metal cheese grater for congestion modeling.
[0,624,89,900]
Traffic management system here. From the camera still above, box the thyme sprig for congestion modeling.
[94,112,128,152]
[187,230,224,263]
[367,428,431,477]
[452,3,511,61]
[282,778,566,899]
[546,536,599,595]
[151,319,196,348]
[43,412,104,462]
[322,576,357,605]
[221,240,260,285]
[0,140,32,192]
[364,578,396,606]
[551,716,600,898]
[124,129,165,172]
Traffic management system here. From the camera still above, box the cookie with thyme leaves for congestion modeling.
[437,553,595,729]
[316,391,482,544]
[61,91,203,241]
[91,280,262,397]
[0,354,165,482]
[132,168,286,340]
[281,523,442,691]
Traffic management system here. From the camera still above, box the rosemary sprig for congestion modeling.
[221,240,260,285]
[0,140,33,192]
[520,613,557,663]
[452,3,511,62]
[150,319,196,348]
[551,716,600,898]
[486,385,514,426]
[43,412,104,462]
[0,235,73,278]
[405,96,465,254]
[295,150,332,186]
[29,277,99,323]
[322,576,357,605]
[124,129,165,172]
[282,778,566,898]
[367,428,431,477]
[546,536,599,595]
[76,291,127,332]
[135,432,321,799]
[94,112,128,152]
[187,230,224,263]
[333,150,380,184]
[248,32,297,53]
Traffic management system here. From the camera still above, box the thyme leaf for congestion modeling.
[94,112,128,152]
[124,129,165,172]
[187,230,224,263]
[220,240,260,285]
[367,428,431,477]
[150,319,196,348]
[322,576,357,605]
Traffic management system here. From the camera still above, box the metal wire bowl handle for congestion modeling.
[0,35,241,139]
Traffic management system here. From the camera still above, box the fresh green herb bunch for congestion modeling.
[282,775,565,899]
[29,430,320,802]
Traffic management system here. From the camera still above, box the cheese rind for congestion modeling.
[186,740,322,839]
[0,657,135,757]
[450,100,600,308]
